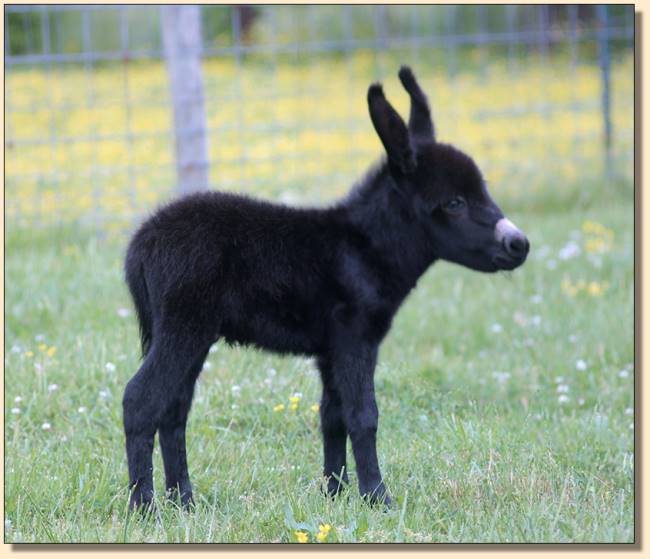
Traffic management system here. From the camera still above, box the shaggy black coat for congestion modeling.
[123,66,529,510]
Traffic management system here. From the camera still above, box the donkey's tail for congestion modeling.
[125,244,153,358]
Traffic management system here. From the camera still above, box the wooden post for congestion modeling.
[161,5,209,194]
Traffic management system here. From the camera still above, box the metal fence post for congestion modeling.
[161,5,210,194]
[597,4,613,177]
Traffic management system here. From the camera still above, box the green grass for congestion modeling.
[5,193,634,543]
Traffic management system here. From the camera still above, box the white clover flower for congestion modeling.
[557,384,569,393]
[625,407,633,415]
[578,398,585,406]
[14,396,22,403]
[117,308,130,318]
[232,385,241,392]
[48,384,58,393]
[558,240,581,260]
[41,422,51,430]
[555,376,565,384]
[209,344,219,354]
[202,361,212,370]
[575,360,587,371]
[492,372,511,383]
[618,370,629,378]
[78,406,87,413]
[105,362,116,372]
[11,407,21,414]
[491,323,503,333]
[35,334,45,342]
[99,390,109,400]
[558,395,569,404]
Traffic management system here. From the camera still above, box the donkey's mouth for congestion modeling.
[492,253,527,271]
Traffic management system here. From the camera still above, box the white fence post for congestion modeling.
[161,5,210,194]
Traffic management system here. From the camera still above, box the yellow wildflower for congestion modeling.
[316,524,332,542]
[289,395,301,403]
[587,281,602,296]
[311,403,320,413]
[47,347,57,357]
[585,238,608,254]
[294,531,309,543]
[38,343,47,351]
[273,404,285,412]
[289,402,298,411]
[24,351,33,358]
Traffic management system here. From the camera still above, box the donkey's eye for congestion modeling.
[443,197,466,213]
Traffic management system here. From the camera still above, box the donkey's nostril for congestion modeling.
[505,235,530,258]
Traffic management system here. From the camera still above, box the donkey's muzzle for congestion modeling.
[504,232,530,260]
[494,217,529,268]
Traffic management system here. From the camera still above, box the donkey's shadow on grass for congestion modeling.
[122,66,529,513]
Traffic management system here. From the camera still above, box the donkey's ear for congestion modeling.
[368,83,416,175]
[398,65,435,142]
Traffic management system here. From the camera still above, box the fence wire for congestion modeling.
[5,4,635,232]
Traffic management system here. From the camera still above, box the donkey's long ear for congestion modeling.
[398,65,435,142]
[368,83,416,175]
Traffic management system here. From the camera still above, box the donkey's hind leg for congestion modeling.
[159,347,211,508]
[317,356,349,497]
[122,333,211,511]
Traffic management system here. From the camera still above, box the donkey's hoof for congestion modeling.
[322,477,349,499]
[128,498,156,518]
[362,486,393,509]
[128,485,155,516]
[166,487,195,511]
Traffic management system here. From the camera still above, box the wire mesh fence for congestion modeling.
[5,4,635,233]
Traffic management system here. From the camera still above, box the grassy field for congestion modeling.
[5,191,634,543]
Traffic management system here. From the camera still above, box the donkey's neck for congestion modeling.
[342,162,437,298]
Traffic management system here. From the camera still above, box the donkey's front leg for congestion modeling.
[331,346,391,506]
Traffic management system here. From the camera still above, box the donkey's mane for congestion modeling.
[338,158,391,209]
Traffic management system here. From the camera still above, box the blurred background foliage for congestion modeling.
[5,5,634,232]
[7,5,633,58]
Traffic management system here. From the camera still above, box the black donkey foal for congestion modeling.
[123,66,529,511]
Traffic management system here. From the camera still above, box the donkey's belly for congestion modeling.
[221,311,324,356]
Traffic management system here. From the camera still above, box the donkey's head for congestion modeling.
[368,66,529,273]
